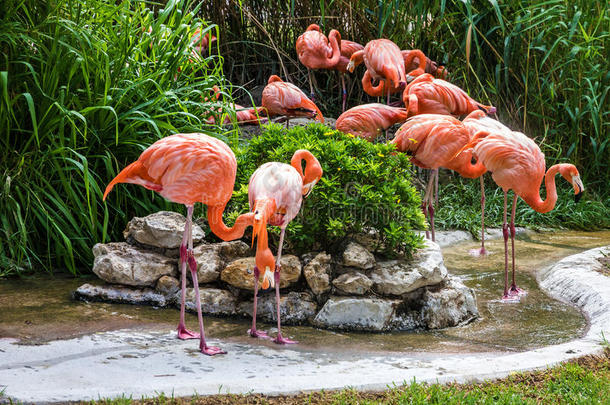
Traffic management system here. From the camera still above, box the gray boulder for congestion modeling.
[73,283,167,307]
[332,272,373,295]
[342,241,376,269]
[313,296,403,331]
[421,277,478,329]
[238,292,317,325]
[123,211,204,249]
[92,242,177,287]
[303,252,332,296]
[180,287,238,316]
[190,244,223,284]
[155,275,181,297]
[220,255,301,290]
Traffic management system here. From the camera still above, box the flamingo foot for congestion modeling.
[247,328,270,339]
[200,343,227,356]
[177,324,200,340]
[501,293,521,303]
[273,333,298,345]
[509,285,527,297]
[469,247,490,257]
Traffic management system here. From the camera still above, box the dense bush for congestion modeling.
[221,124,425,257]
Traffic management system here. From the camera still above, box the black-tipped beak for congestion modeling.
[575,185,583,203]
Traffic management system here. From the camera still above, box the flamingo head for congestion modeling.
[256,248,276,290]
[293,150,322,197]
[559,164,585,202]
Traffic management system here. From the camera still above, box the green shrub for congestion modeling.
[222,123,425,257]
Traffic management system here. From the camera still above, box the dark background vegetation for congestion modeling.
[1,0,608,277]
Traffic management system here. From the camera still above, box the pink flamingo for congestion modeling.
[247,150,323,344]
[103,133,254,355]
[391,114,486,241]
[459,129,584,300]
[262,75,324,127]
[335,103,409,142]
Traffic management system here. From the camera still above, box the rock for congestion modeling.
[220,255,301,290]
[421,277,478,329]
[342,241,375,270]
[332,272,373,295]
[217,241,252,260]
[238,292,317,325]
[303,252,331,296]
[73,283,167,307]
[180,288,238,316]
[155,275,180,296]
[371,240,447,296]
[123,211,204,249]
[190,244,223,284]
[92,243,177,287]
[313,296,402,331]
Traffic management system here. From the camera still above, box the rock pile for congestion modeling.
[74,211,478,331]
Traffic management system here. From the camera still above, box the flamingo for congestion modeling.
[347,39,406,105]
[190,27,216,58]
[462,110,514,256]
[391,114,486,241]
[262,75,324,127]
[247,150,323,344]
[458,129,584,300]
[402,73,496,117]
[362,49,447,98]
[103,133,254,355]
[205,86,268,125]
[335,103,409,142]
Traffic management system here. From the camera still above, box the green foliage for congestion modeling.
[0,0,237,277]
[226,123,425,257]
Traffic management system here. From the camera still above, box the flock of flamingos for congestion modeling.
[101,25,584,355]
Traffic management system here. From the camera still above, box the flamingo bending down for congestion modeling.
[103,133,254,355]
[460,130,584,300]
[462,110,514,256]
[391,114,486,241]
[190,28,216,61]
[347,39,406,104]
[247,150,323,344]
[402,74,496,117]
[262,75,324,127]
[335,103,409,142]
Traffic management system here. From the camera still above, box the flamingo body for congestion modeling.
[262,75,324,122]
[295,24,341,70]
[336,103,409,141]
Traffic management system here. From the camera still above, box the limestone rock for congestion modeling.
[155,275,180,297]
[421,277,478,329]
[181,287,238,316]
[342,242,376,269]
[238,292,317,325]
[191,244,223,284]
[217,241,251,260]
[371,239,447,296]
[220,255,301,290]
[303,252,331,296]
[123,211,204,249]
[332,272,373,295]
[313,296,402,331]
[92,243,177,287]
[73,283,167,307]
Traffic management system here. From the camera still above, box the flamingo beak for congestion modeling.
[347,60,355,73]
[572,175,584,202]
[303,180,318,198]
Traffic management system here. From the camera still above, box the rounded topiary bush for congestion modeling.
[222,123,425,258]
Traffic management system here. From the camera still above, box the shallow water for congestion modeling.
[1,230,609,354]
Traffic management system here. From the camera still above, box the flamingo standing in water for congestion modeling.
[247,150,323,344]
[402,73,496,117]
[347,39,406,105]
[462,110,514,256]
[458,129,584,300]
[335,103,409,142]
[103,133,254,355]
[391,114,486,241]
[262,75,324,127]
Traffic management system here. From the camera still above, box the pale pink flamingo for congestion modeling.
[335,103,409,142]
[262,75,324,126]
[103,133,254,355]
[247,150,323,344]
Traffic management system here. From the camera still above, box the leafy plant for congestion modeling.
[221,123,425,257]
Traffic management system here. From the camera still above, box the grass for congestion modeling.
[20,348,601,404]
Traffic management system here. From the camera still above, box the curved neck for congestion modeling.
[290,149,319,184]
[521,164,561,213]
[207,204,254,241]
[448,150,487,179]
[327,30,342,67]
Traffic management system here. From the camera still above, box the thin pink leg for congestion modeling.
[501,192,518,302]
[186,206,226,355]
[508,195,526,296]
[177,205,199,340]
[248,266,269,339]
[308,69,315,101]
[273,228,297,345]
[340,73,347,112]
[470,177,489,257]
[428,170,438,242]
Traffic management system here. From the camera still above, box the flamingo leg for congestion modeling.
[273,227,297,345]
[248,266,269,339]
[308,69,315,101]
[422,170,437,241]
[427,169,438,242]
[508,195,526,296]
[340,72,347,112]
[177,205,199,340]
[186,206,226,355]
[501,192,517,302]
[470,177,488,257]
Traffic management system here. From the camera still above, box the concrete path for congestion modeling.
[1,244,608,404]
